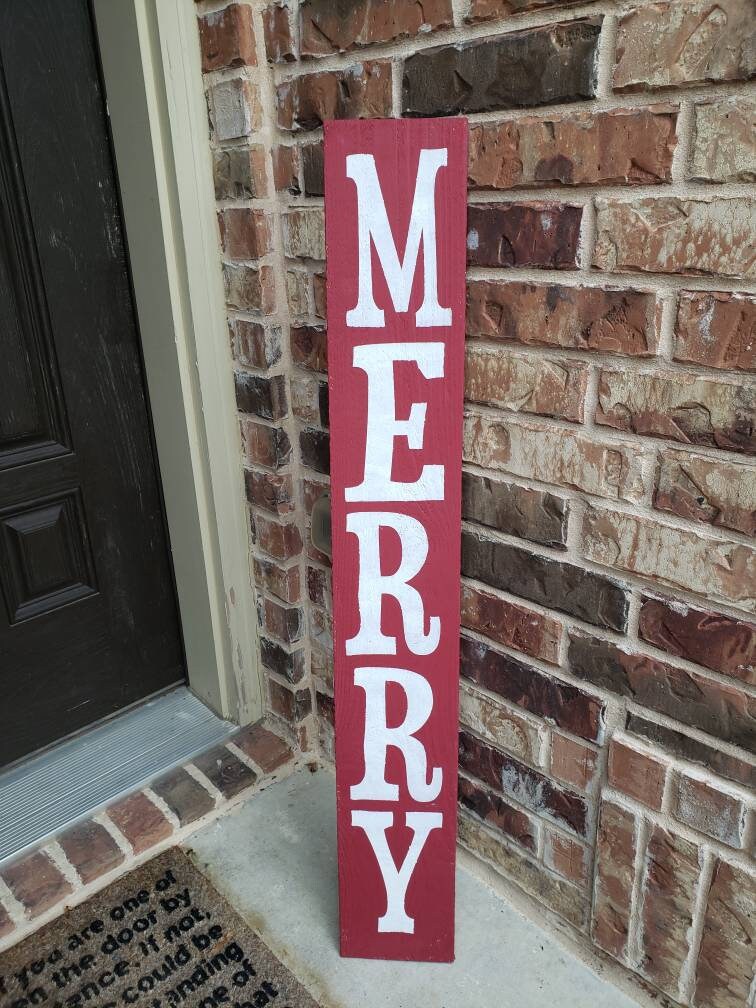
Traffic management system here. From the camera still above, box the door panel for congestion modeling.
[0,0,184,766]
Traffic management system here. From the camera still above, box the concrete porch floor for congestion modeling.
[184,767,644,1008]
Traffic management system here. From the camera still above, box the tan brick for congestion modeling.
[459,681,541,764]
[608,738,667,810]
[614,1,755,92]
[675,291,755,373]
[208,77,261,141]
[459,812,588,929]
[583,504,756,614]
[230,320,280,370]
[300,0,452,56]
[594,197,756,279]
[596,368,755,454]
[283,209,325,260]
[691,97,756,183]
[672,773,746,848]
[198,4,256,72]
[461,581,562,664]
[458,775,538,852]
[592,800,637,961]
[213,146,267,200]
[464,412,647,502]
[286,270,311,319]
[465,346,588,422]
[277,60,391,132]
[224,263,275,313]
[655,448,756,536]
[640,826,699,997]
[695,859,756,1008]
[467,280,658,357]
[469,108,676,189]
[549,732,598,791]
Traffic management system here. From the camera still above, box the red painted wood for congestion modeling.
[325,117,467,962]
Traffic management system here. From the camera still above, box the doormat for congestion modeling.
[0,848,321,1008]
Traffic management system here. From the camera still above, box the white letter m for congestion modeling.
[345,148,451,329]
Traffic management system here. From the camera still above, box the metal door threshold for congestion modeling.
[0,687,236,863]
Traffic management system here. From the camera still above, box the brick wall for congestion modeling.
[195,2,755,1004]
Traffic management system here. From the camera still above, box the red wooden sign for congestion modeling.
[324,117,467,963]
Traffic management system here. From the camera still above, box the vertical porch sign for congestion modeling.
[324,117,467,962]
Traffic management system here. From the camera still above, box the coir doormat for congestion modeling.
[0,848,320,1008]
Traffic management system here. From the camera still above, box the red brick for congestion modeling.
[654,448,755,536]
[252,513,302,560]
[151,768,215,827]
[268,678,312,723]
[465,345,588,422]
[261,596,303,644]
[569,631,756,750]
[302,141,324,196]
[675,291,755,373]
[241,419,291,470]
[608,738,667,810]
[640,826,700,997]
[467,281,658,357]
[253,557,301,603]
[461,636,605,743]
[230,320,280,369]
[467,203,582,269]
[272,144,300,194]
[695,859,756,1008]
[291,325,327,371]
[461,581,562,664]
[458,774,538,851]
[614,1,754,92]
[245,470,295,515]
[219,209,271,260]
[549,732,598,791]
[543,828,590,886]
[672,773,746,848]
[1,851,73,920]
[638,596,755,686]
[194,746,258,799]
[592,800,637,961]
[300,0,452,55]
[467,0,584,21]
[198,4,256,72]
[277,60,391,132]
[108,793,172,855]
[469,108,676,190]
[232,723,293,773]
[459,730,588,836]
[235,372,287,421]
[58,820,124,885]
[262,3,295,63]
[316,690,334,726]
[594,197,755,279]
[260,637,305,683]
[582,505,756,615]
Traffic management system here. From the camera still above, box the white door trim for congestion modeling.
[92,0,262,724]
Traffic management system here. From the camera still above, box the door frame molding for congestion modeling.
[92,0,262,725]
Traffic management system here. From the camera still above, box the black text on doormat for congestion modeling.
[0,848,320,1008]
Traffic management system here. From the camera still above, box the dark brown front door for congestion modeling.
[0,1,184,767]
